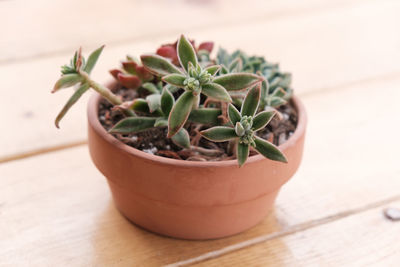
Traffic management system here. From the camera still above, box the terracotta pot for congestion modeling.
[87,91,307,240]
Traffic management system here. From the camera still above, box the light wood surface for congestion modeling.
[1,0,400,266]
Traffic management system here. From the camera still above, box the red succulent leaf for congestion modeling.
[122,61,138,74]
[156,45,178,65]
[135,66,154,82]
[198,42,214,53]
[109,69,123,79]
[117,73,142,89]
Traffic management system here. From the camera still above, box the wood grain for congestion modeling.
[2,0,400,160]
[1,76,400,266]
[0,0,365,63]
[191,200,400,267]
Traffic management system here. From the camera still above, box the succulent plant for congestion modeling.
[109,86,191,149]
[216,48,293,109]
[201,84,287,166]
[141,35,262,138]
[109,56,153,90]
[52,35,294,166]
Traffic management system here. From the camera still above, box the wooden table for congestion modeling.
[1,0,400,266]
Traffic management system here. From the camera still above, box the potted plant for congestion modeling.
[52,35,307,240]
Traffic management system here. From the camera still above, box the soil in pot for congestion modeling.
[98,85,298,161]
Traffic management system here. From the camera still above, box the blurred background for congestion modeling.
[1,0,399,160]
[1,0,400,265]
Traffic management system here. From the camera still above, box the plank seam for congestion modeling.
[1,70,399,165]
[164,194,400,267]
[0,0,374,66]
[0,140,87,164]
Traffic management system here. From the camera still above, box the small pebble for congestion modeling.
[143,147,158,155]
[166,145,171,150]
[131,136,138,142]
[282,113,289,120]
[278,133,287,145]
[384,208,400,221]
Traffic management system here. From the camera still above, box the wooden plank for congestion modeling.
[191,200,400,266]
[1,0,400,160]
[1,76,400,266]
[0,0,364,63]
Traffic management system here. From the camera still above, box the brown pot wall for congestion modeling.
[87,92,307,240]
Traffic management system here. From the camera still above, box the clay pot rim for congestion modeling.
[88,91,307,168]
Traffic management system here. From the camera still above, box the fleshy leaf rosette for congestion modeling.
[200,84,287,166]
[141,35,263,137]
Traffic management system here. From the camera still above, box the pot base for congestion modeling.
[107,179,279,240]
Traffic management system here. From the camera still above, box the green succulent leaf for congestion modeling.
[252,111,275,131]
[130,99,150,113]
[201,83,232,102]
[83,45,104,74]
[204,65,221,76]
[229,57,243,73]
[177,35,198,72]
[228,103,242,125]
[52,74,83,93]
[54,82,90,128]
[271,87,286,98]
[241,84,261,117]
[171,128,191,149]
[253,136,287,163]
[188,108,221,125]
[168,91,195,137]
[237,142,249,167]
[220,65,229,75]
[162,73,186,88]
[269,97,287,107]
[142,82,159,94]
[109,117,156,134]
[141,54,182,76]
[154,117,168,127]
[146,94,161,113]
[260,78,268,100]
[161,88,175,116]
[213,73,263,91]
[200,126,237,142]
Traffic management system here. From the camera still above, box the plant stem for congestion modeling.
[80,71,135,117]
[80,71,121,105]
